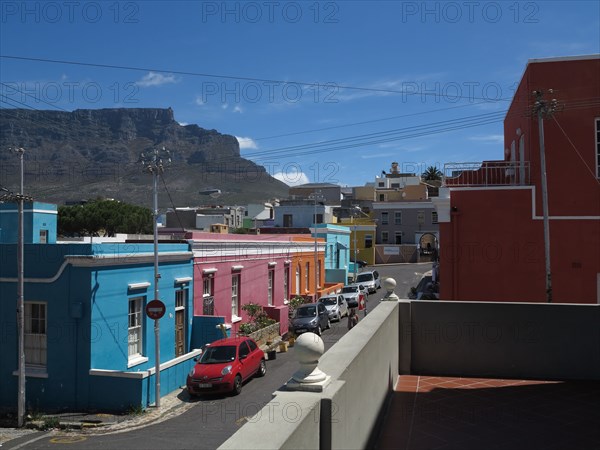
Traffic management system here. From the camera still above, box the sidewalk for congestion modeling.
[0,386,194,445]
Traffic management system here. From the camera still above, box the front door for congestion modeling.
[175,309,185,357]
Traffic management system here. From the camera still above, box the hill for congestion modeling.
[0,108,289,207]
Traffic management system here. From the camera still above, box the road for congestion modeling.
[6,263,429,450]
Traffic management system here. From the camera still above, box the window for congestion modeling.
[379,194,385,201]
[417,211,425,225]
[365,235,373,248]
[175,290,186,309]
[305,262,310,291]
[394,212,402,225]
[25,302,46,367]
[596,118,600,178]
[391,183,400,188]
[232,274,240,318]
[395,232,402,244]
[382,231,389,243]
[378,182,384,187]
[247,339,257,352]
[431,211,438,224]
[239,341,250,359]
[313,213,323,224]
[203,276,214,315]
[381,212,389,225]
[39,230,48,244]
[317,260,321,288]
[284,266,290,300]
[268,269,274,306]
[128,297,143,359]
[295,266,300,295]
[283,214,293,227]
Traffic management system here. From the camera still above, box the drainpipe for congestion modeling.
[451,207,460,300]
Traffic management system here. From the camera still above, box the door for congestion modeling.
[175,290,186,357]
[238,341,252,380]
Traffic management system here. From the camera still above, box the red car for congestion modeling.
[186,337,266,396]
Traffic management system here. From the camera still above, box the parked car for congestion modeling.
[350,258,368,268]
[186,337,266,397]
[341,285,367,309]
[353,270,381,294]
[319,294,348,322]
[290,302,330,336]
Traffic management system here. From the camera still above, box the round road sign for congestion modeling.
[146,299,166,320]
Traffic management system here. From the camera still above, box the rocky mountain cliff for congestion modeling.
[0,108,289,207]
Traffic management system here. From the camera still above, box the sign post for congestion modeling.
[146,299,165,407]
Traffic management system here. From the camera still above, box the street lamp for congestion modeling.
[141,147,171,408]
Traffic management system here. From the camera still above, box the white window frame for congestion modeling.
[25,302,47,368]
[295,266,300,295]
[284,266,290,301]
[268,269,275,306]
[382,231,389,243]
[128,296,144,360]
[305,262,310,291]
[232,274,240,320]
[381,212,389,225]
[175,289,186,310]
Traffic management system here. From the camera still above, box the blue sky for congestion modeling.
[1,1,598,188]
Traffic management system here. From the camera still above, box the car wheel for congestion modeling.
[326,319,331,330]
[316,325,322,336]
[256,359,266,377]
[232,374,242,395]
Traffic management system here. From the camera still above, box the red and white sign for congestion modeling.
[146,299,166,320]
[358,295,366,311]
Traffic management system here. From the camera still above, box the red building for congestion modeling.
[434,55,600,303]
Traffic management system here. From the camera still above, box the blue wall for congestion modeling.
[0,241,195,412]
[0,202,57,244]
[314,224,351,283]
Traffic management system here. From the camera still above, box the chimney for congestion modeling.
[391,162,399,174]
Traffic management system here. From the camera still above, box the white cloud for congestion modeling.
[233,106,243,113]
[136,72,178,87]
[194,96,206,106]
[221,103,228,110]
[273,170,310,186]
[468,134,504,144]
[178,121,189,126]
[236,136,258,150]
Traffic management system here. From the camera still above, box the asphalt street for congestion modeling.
[4,263,429,450]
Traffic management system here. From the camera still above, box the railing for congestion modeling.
[444,161,530,187]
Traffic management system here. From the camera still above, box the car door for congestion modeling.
[238,341,253,380]
[245,339,262,373]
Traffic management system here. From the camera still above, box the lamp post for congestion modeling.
[141,147,170,407]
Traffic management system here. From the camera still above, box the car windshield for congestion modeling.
[342,287,358,294]
[296,306,317,317]
[356,273,373,282]
[320,298,336,306]
[199,345,236,364]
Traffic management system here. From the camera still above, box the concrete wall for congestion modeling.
[219,301,399,450]
[403,301,600,381]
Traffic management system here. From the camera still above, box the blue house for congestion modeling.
[0,202,57,244]
[0,203,197,412]
[312,224,351,285]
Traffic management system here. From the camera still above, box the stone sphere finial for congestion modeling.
[286,332,330,392]
[382,277,400,301]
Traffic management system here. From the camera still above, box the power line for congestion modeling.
[0,54,514,102]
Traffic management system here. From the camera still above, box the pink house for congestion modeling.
[186,231,325,336]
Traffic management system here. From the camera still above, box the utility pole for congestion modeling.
[532,90,559,303]
[3,148,31,428]
[310,191,323,301]
[141,147,170,407]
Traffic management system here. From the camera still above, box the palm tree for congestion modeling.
[421,166,443,181]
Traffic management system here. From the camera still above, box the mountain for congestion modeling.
[0,108,289,207]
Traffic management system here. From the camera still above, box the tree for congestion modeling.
[58,199,152,237]
[421,166,443,181]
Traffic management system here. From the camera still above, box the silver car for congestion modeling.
[354,270,381,294]
[318,294,348,322]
